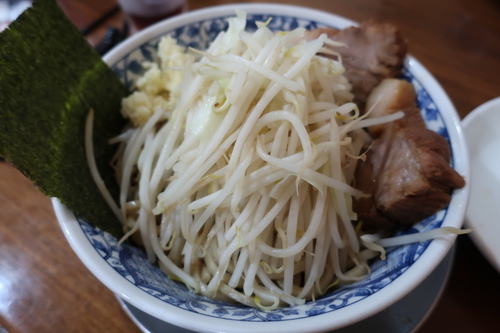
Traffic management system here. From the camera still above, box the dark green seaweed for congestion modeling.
[0,0,127,237]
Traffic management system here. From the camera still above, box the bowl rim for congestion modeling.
[55,3,470,332]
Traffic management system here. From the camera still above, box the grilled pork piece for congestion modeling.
[309,21,408,109]
[354,127,465,228]
[309,22,463,229]
[364,78,426,137]
[353,79,465,229]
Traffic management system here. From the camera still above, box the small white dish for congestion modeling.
[462,97,500,272]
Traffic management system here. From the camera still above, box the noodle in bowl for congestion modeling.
[53,3,469,332]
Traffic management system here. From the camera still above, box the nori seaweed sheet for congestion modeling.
[0,0,127,237]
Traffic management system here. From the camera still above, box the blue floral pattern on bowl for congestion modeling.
[79,13,451,322]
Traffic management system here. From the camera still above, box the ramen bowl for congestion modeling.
[53,3,469,332]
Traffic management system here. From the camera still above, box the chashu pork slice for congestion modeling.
[354,127,465,229]
[364,78,426,137]
[308,20,408,109]
[353,78,465,229]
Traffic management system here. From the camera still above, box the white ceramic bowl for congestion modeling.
[462,97,500,272]
[53,3,470,332]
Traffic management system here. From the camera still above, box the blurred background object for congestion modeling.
[0,0,31,31]
[117,0,187,32]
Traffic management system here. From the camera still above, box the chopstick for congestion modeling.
[80,5,120,36]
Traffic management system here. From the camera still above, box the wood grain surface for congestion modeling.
[0,0,498,332]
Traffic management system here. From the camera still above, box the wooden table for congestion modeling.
[1,0,499,332]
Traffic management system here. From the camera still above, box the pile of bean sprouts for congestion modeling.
[86,12,461,310]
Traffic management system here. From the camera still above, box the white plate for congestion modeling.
[462,97,500,272]
[116,247,455,333]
